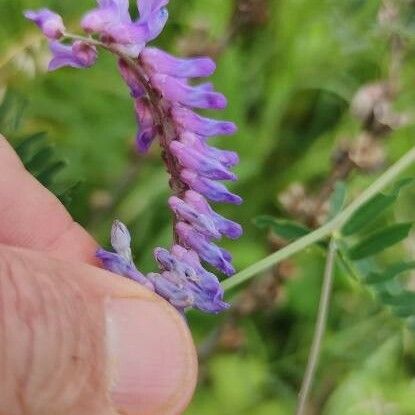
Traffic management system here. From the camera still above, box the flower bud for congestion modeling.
[24,9,65,40]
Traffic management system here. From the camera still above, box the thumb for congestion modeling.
[0,245,197,415]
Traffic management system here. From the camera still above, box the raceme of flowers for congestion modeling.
[25,0,242,314]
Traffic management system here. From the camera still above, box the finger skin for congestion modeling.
[0,245,198,415]
[0,135,97,264]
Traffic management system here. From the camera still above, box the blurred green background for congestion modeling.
[2,0,415,413]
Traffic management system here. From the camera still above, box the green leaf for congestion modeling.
[15,132,48,162]
[328,181,347,220]
[392,304,415,318]
[55,181,82,207]
[378,290,415,307]
[36,161,67,186]
[364,261,415,285]
[0,91,27,133]
[25,146,54,174]
[253,215,311,240]
[341,179,413,236]
[348,223,412,260]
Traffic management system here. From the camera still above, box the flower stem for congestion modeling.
[222,146,415,291]
[295,238,337,415]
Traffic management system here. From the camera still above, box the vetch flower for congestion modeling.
[99,221,230,314]
[96,249,154,290]
[111,219,133,262]
[81,0,169,57]
[25,0,242,315]
[141,47,216,78]
[151,74,227,109]
[24,9,65,40]
[48,41,97,71]
[134,98,158,152]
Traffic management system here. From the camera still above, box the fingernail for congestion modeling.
[106,298,197,414]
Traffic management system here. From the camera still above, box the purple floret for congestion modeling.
[24,8,65,40]
[48,41,97,71]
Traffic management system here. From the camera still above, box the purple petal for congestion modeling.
[179,132,239,168]
[24,8,65,40]
[170,141,237,181]
[147,272,194,308]
[138,0,169,19]
[168,196,221,239]
[141,47,216,78]
[48,41,97,71]
[72,41,98,66]
[136,128,157,153]
[140,7,169,42]
[154,247,180,271]
[169,246,225,294]
[81,0,131,33]
[118,59,145,98]
[154,247,199,280]
[134,98,158,152]
[151,74,227,109]
[176,222,235,275]
[171,106,236,136]
[180,170,242,204]
[184,190,243,239]
[96,248,154,289]
[81,9,115,33]
[194,297,230,313]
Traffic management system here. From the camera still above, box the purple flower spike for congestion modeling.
[28,0,242,314]
[141,48,216,78]
[181,169,242,204]
[154,247,181,271]
[151,74,227,109]
[48,41,97,71]
[24,9,65,40]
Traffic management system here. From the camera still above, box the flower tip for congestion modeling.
[225,122,238,134]
[208,93,227,110]
[222,262,236,276]
[80,11,101,33]
[201,58,216,76]
[136,128,157,153]
[111,219,132,256]
[226,193,243,205]
[24,8,65,40]
[229,224,243,239]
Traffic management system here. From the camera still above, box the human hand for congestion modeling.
[0,135,197,415]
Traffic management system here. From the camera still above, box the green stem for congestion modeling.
[223,146,415,291]
[295,238,337,415]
